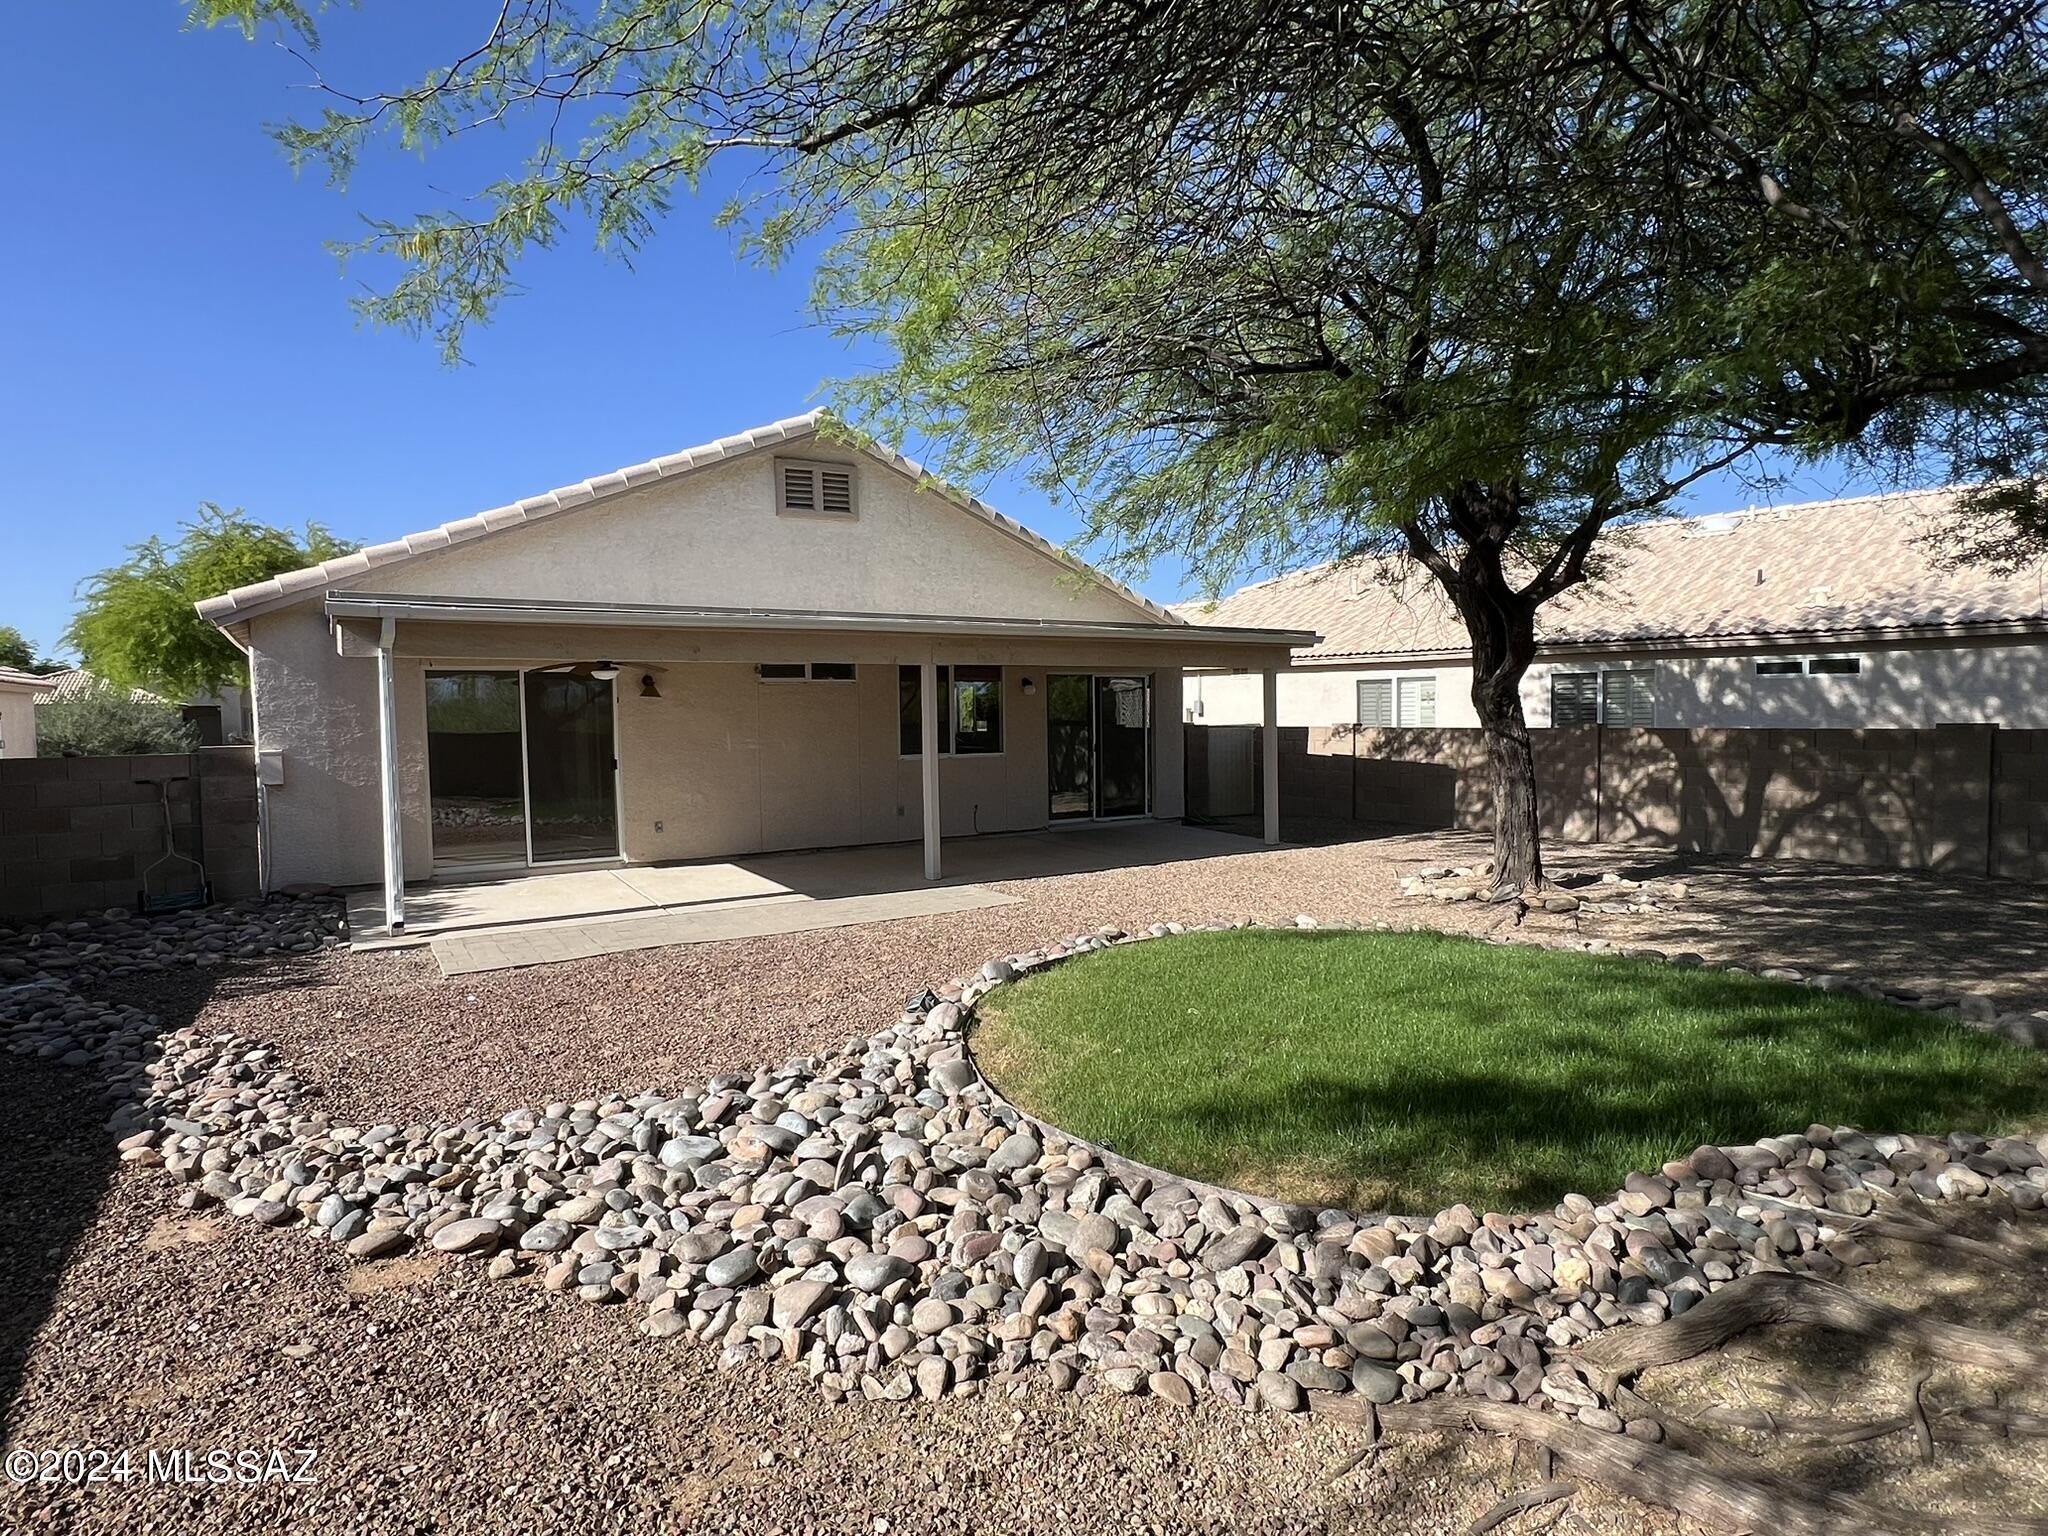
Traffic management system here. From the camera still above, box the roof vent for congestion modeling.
[1691,512,1743,535]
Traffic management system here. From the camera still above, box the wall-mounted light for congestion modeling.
[1021,676,1037,695]
[639,673,661,699]
[591,662,621,681]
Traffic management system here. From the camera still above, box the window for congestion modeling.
[1551,672,1599,725]
[1755,655,1863,676]
[1552,668,1654,726]
[1600,669,1655,727]
[1356,679,1394,727]
[1396,676,1437,727]
[756,662,856,683]
[899,665,1005,755]
[776,458,858,519]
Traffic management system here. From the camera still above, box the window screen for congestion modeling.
[809,662,856,682]
[1396,676,1437,727]
[1356,679,1394,727]
[952,666,1003,754]
[1754,658,1803,675]
[1807,655,1861,675]
[756,662,807,682]
[1551,672,1599,725]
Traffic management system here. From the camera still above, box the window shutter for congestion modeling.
[1356,679,1393,727]
[1601,670,1654,727]
[1398,676,1437,727]
[780,462,818,514]
[820,466,854,517]
[1551,672,1598,725]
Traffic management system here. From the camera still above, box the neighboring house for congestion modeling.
[0,667,57,758]
[1186,487,2048,731]
[36,668,251,746]
[194,413,1314,930]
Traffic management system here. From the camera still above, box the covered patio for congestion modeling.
[343,821,1267,973]
[329,592,1308,941]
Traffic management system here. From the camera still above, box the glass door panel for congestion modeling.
[1094,676,1151,818]
[1046,674,1094,820]
[522,671,619,863]
[425,671,527,869]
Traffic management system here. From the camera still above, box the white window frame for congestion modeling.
[1395,675,1437,727]
[775,457,859,520]
[1755,654,1863,676]
[1356,671,1438,728]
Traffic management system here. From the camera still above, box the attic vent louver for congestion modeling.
[776,458,859,520]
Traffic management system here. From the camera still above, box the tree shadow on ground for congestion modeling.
[0,946,330,1439]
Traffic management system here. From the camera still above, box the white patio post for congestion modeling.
[1261,667,1281,845]
[920,656,943,880]
[375,618,406,932]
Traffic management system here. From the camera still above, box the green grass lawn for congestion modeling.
[971,930,2048,1214]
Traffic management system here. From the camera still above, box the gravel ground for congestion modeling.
[9,825,2046,1535]
[2,1054,1696,1536]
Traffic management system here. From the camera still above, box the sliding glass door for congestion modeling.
[425,671,527,870]
[522,671,619,863]
[1046,674,1151,821]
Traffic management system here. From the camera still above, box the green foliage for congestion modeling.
[66,506,356,696]
[0,626,63,674]
[975,930,2048,1212]
[36,689,199,758]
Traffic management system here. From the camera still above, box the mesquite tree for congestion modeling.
[197,0,2048,891]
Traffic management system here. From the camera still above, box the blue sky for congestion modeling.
[0,6,1892,662]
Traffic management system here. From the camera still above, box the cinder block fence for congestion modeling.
[1189,722,2048,880]
[0,747,260,919]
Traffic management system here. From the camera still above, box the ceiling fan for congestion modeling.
[534,660,622,680]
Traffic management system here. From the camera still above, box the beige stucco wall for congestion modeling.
[1188,636,2048,731]
[354,451,1151,626]
[250,601,1205,887]
[0,683,42,758]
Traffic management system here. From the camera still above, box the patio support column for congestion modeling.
[1261,667,1281,845]
[920,657,942,879]
[375,618,406,932]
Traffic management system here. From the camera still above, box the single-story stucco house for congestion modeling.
[1185,487,2048,732]
[0,667,56,759]
[196,414,1315,932]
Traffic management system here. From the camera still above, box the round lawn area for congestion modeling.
[970,929,2048,1214]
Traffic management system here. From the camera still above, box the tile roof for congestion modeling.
[194,413,1183,629]
[0,666,58,691]
[1189,486,2048,660]
[34,669,167,705]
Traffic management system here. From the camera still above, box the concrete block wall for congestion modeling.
[0,747,259,919]
[1192,723,2046,879]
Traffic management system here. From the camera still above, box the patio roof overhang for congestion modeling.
[323,591,1319,652]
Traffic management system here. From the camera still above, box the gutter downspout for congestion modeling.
[375,617,405,932]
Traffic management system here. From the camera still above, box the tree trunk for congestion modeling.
[1464,581,1545,894]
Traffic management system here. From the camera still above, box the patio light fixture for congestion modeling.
[1021,676,1036,695]
[639,674,661,699]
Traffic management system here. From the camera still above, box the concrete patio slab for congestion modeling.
[345,823,1265,974]
[431,882,1022,975]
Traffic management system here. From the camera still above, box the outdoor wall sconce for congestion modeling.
[1021,677,1037,695]
[639,674,661,699]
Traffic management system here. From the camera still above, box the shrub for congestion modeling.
[38,691,198,757]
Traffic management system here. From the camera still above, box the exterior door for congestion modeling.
[425,670,527,870]
[1046,674,1094,820]
[1046,674,1151,821]
[1094,676,1151,818]
[522,671,620,863]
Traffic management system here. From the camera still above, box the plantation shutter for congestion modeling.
[1356,678,1394,726]
[1600,669,1655,727]
[1551,672,1599,725]
[1396,676,1437,727]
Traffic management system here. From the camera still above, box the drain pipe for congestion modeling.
[375,617,406,933]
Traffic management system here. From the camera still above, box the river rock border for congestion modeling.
[5,899,2046,1428]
